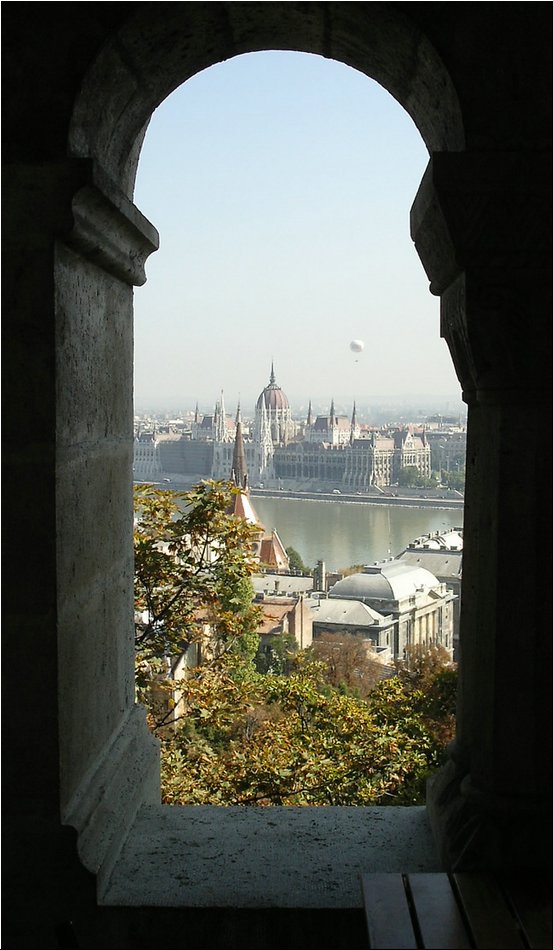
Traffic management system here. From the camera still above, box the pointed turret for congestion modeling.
[306,399,313,426]
[329,398,336,426]
[214,390,227,442]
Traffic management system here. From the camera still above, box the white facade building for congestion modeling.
[328,560,455,662]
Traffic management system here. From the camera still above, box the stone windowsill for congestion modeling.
[102,804,439,908]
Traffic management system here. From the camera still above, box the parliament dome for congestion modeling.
[256,364,290,411]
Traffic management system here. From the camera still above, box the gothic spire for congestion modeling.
[306,399,313,426]
[350,401,357,444]
[270,361,276,385]
[214,389,227,442]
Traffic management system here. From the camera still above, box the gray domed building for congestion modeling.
[329,560,455,662]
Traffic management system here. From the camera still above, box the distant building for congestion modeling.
[425,428,467,474]
[342,427,431,490]
[256,595,313,653]
[306,595,395,665]
[395,528,463,659]
[255,362,294,445]
[133,428,162,480]
[327,560,455,662]
[273,424,431,490]
[225,403,290,573]
[135,367,434,491]
[252,574,314,598]
[210,368,290,484]
[192,391,233,443]
[304,397,355,446]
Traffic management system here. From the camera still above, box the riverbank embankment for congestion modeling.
[135,480,464,511]
[249,488,464,510]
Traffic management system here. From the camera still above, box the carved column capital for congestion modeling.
[411,152,551,293]
[66,164,159,287]
[411,153,551,395]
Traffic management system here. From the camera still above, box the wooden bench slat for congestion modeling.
[452,871,525,949]
[361,873,418,949]
[499,872,553,950]
[407,872,472,949]
[361,871,552,949]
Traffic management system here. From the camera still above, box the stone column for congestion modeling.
[54,162,162,893]
[411,153,551,870]
[2,156,161,939]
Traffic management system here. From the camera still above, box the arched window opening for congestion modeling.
[131,51,463,810]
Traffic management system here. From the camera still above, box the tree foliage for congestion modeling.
[133,482,457,807]
[398,466,437,488]
[338,564,365,577]
[134,481,262,713]
[160,653,456,806]
[134,481,261,654]
[440,468,465,490]
[285,546,310,575]
[308,632,386,697]
[254,632,298,675]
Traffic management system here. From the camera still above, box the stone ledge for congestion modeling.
[62,706,160,893]
[102,804,439,908]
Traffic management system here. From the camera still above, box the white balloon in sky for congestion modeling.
[349,339,364,353]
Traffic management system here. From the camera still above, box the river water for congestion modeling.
[252,496,463,572]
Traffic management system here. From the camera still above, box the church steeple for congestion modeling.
[350,401,357,444]
[306,399,313,426]
[329,397,336,427]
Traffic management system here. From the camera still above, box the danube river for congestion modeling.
[252,495,463,572]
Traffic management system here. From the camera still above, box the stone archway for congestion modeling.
[53,2,550,902]
[68,5,464,193]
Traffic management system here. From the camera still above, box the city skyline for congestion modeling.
[134,360,465,416]
[134,391,467,428]
[133,51,462,411]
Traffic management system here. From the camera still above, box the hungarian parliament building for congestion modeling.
[134,366,462,492]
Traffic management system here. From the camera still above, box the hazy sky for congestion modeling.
[133,51,462,416]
